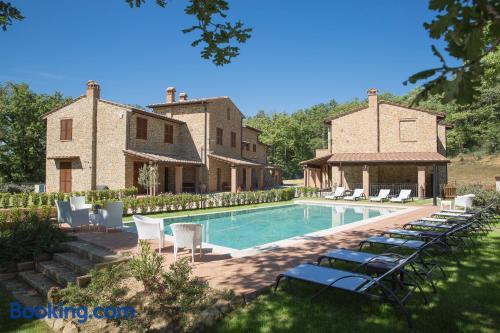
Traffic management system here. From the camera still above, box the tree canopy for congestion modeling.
[247,49,500,178]
[0,82,70,183]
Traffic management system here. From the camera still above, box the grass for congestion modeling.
[448,154,499,185]
[0,290,52,333]
[212,226,500,333]
[123,200,295,222]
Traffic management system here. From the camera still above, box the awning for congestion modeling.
[208,153,263,167]
[123,149,202,165]
[327,152,449,164]
[299,154,332,167]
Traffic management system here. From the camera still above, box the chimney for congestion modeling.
[166,87,176,103]
[367,88,378,109]
[86,80,100,100]
[179,92,188,102]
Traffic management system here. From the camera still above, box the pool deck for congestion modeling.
[76,202,439,300]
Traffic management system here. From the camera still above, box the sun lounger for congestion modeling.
[370,189,390,202]
[390,189,412,203]
[344,188,365,201]
[275,254,421,327]
[325,187,345,200]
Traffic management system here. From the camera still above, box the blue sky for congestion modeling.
[1,0,451,116]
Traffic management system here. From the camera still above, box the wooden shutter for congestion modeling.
[217,128,223,145]
[164,124,174,143]
[231,132,236,147]
[136,117,147,139]
[60,119,72,140]
[59,162,72,192]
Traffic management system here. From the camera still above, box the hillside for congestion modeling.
[448,154,500,185]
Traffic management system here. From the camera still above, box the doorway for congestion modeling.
[59,161,72,193]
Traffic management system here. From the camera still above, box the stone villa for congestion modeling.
[42,81,282,193]
[300,88,451,198]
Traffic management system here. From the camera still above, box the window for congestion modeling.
[164,124,174,143]
[227,108,230,120]
[252,144,256,152]
[60,119,73,141]
[136,117,148,139]
[231,131,236,147]
[399,119,417,142]
[216,128,223,145]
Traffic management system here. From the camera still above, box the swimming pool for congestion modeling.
[126,203,399,252]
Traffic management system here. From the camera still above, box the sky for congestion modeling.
[1,0,453,116]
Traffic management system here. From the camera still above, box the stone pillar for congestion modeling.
[231,166,238,193]
[174,166,183,194]
[362,165,370,198]
[304,168,309,187]
[417,165,426,199]
[246,167,252,190]
[258,168,264,189]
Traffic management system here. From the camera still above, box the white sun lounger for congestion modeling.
[344,189,365,201]
[325,187,345,200]
[369,189,390,202]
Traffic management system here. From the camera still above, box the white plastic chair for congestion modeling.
[452,194,475,212]
[370,189,390,202]
[390,189,412,203]
[170,223,203,262]
[325,187,345,200]
[56,200,90,229]
[344,188,365,201]
[133,215,165,253]
[70,196,92,210]
[101,201,124,231]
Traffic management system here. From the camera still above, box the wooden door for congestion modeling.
[133,162,147,194]
[59,162,72,193]
[164,167,169,192]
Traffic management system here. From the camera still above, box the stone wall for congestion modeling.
[45,97,94,192]
[331,107,378,153]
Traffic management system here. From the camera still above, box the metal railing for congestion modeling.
[369,184,418,197]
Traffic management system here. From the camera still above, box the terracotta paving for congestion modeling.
[76,204,439,299]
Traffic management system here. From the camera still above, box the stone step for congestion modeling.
[53,252,94,275]
[36,261,79,287]
[0,274,45,308]
[18,271,61,298]
[64,240,121,263]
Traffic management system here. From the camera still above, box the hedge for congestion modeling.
[0,187,138,209]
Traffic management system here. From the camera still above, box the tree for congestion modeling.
[137,163,159,195]
[405,0,500,105]
[0,0,251,66]
[0,82,70,183]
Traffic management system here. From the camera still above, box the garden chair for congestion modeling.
[370,189,390,202]
[70,196,92,210]
[101,201,124,231]
[344,188,365,201]
[325,187,345,200]
[170,223,203,262]
[390,190,412,203]
[275,252,423,328]
[133,215,165,253]
[56,200,90,229]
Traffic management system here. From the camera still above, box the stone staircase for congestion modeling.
[1,240,126,308]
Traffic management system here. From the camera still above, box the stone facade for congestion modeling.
[43,81,280,193]
[301,88,450,198]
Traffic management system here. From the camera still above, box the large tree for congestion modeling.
[0,82,70,183]
[0,0,251,66]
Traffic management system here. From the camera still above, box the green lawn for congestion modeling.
[0,291,52,333]
[212,226,500,333]
[123,200,295,222]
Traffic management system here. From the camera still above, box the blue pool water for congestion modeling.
[127,204,396,250]
[130,204,395,250]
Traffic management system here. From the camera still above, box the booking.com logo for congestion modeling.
[10,302,135,323]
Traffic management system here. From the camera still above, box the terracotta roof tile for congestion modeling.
[208,154,263,167]
[123,149,202,165]
[327,152,449,163]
